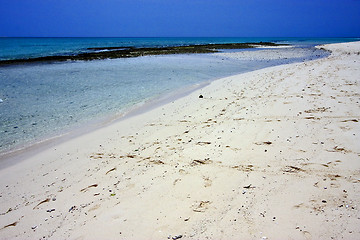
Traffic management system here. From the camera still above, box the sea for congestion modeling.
[0,37,359,155]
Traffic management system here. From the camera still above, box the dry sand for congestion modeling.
[214,47,316,61]
[0,41,359,240]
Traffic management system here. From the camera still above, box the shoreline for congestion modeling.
[0,46,327,166]
[0,41,359,239]
[0,79,210,169]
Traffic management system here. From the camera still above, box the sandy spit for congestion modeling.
[0,41,359,240]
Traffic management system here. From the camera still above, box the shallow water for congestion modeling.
[0,45,329,154]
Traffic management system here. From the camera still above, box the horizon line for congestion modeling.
[1,36,360,39]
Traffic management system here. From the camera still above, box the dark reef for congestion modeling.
[0,42,287,66]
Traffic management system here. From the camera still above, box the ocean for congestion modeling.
[0,37,358,155]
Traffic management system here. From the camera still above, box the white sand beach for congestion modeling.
[214,47,315,61]
[0,41,359,239]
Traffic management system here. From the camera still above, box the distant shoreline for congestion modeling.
[0,42,286,66]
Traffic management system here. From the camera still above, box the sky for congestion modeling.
[0,0,359,37]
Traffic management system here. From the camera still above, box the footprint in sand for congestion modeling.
[203,177,212,187]
[193,201,211,212]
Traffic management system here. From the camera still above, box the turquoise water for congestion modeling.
[0,37,356,154]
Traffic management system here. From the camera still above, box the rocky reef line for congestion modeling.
[0,42,286,66]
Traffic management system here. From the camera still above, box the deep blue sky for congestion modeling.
[0,0,359,37]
